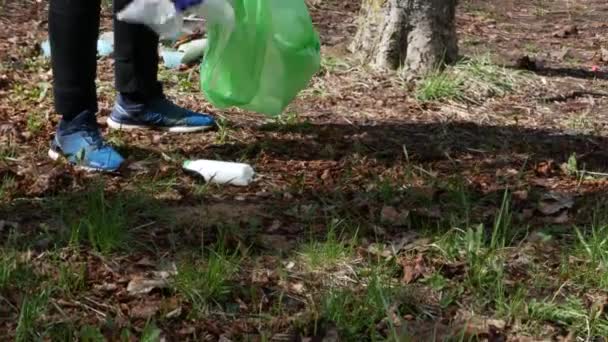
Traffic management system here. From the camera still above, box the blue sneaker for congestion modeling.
[107,94,216,133]
[48,110,125,172]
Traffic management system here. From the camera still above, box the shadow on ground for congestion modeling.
[191,121,608,171]
[2,120,608,252]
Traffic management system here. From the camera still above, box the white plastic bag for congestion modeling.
[116,0,184,39]
[116,0,235,40]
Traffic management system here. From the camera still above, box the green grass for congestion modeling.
[262,112,315,134]
[533,0,549,17]
[61,185,131,253]
[173,245,241,313]
[0,251,19,290]
[432,191,521,312]
[11,81,50,104]
[45,322,77,342]
[572,215,608,289]
[0,251,40,293]
[299,220,356,271]
[15,291,49,342]
[57,262,87,295]
[177,69,198,92]
[454,55,518,98]
[320,272,408,340]
[320,56,350,73]
[523,42,540,54]
[0,139,17,162]
[105,129,127,148]
[527,297,608,337]
[78,325,105,342]
[142,324,162,342]
[26,111,44,134]
[44,322,161,341]
[0,173,16,199]
[215,116,232,144]
[415,71,463,102]
[415,55,524,103]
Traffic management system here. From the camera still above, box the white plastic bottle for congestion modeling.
[183,159,254,186]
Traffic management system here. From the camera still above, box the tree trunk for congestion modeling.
[350,0,458,75]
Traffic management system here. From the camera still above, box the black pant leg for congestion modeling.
[49,0,101,120]
[113,0,163,101]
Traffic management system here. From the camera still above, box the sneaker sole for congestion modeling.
[107,117,213,133]
[48,148,116,173]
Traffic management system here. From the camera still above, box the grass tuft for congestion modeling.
[57,262,87,295]
[415,55,526,103]
[0,251,40,293]
[415,71,463,102]
[299,220,356,272]
[173,245,240,313]
[320,272,407,340]
[26,111,44,134]
[15,291,49,342]
[67,186,130,253]
[453,55,519,98]
[527,297,608,337]
[78,325,105,342]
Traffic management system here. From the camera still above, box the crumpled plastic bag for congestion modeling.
[117,0,234,39]
[116,0,185,39]
[201,0,321,116]
[117,0,320,116]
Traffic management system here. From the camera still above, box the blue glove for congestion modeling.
[174,0,204,12]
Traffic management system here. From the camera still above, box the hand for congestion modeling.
[173,0,204,11]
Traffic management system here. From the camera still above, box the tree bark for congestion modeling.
[350,0,458,75]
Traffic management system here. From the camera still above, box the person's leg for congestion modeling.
[109,0,216,133]
[48,0,124,172]
[49,0,100,119]
[113,0,163,101]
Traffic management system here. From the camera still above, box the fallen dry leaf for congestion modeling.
[380,206,409,226]
[535,160,555,177]
[538,192,574,215]
[513,190,528,201]
[399,254,426,284]
[542,210,570,224]
[127,278,169,295]
[218,335,233,342]
[166,306,182,319]
[94,283,118,292]
[130,302,160,319]
[459,315,506,337]
[178,326,196,335]
[134,256,155,268]
[278,278,307,295]
[365,243,393,259]
[552,24,578,38]
[601,47,608,63]
[551,47,573,61]
[251,268,272,284]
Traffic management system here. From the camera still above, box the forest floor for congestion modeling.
[3,0,608,340]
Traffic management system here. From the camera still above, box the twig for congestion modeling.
[50,299,69,319]
[0,294,17,312]
[579,170,608,178]
[540,90,608,103]
[74,300,107,319]
[551,280,569,302]
[83,297,117,315]
[131,221,157,232]
[402,144,410,163]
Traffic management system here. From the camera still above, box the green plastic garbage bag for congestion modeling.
[201,0,321,116]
